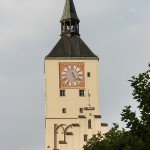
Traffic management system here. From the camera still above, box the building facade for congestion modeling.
[45,0,108,150]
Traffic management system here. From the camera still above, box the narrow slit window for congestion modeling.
[84,134,88,142]
[88,119,92,129]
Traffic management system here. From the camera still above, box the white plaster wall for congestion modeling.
[45,58,107,150]
[45,59,100,118]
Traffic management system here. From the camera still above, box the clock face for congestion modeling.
[59,62,85,88]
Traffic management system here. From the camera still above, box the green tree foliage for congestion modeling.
[83,124,142,150]
[83,64,150,150]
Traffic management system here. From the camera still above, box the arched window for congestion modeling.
[65,21,70,32]
[62,22,65,33]
[88,119,92,129]
[71,21,75,32]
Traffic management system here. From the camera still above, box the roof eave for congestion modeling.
[45,56,99,60]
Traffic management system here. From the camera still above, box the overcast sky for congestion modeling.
[0,0,150,150]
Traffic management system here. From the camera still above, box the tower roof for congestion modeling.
[45,0,98,59]
[46,35,98,59]
[60,0,79,22]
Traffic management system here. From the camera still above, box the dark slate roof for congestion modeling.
[60,0,79,22]
[46,35,98,59]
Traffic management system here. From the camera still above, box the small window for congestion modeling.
[79,90,84,96]
[80,108,83,113]
[93,134,96,140]
[84,134,88,142]
[87,72,91,77]
[60,90,65,96]
[62,108,66,113]
[88,119,92,129]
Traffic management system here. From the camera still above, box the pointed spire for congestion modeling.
[60,0,80,36]
[60,0,79,22]
[45,0,98,59]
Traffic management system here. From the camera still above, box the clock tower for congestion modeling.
[44,0,108,150]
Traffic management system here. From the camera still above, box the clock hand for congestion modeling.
[71,72,77,80]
